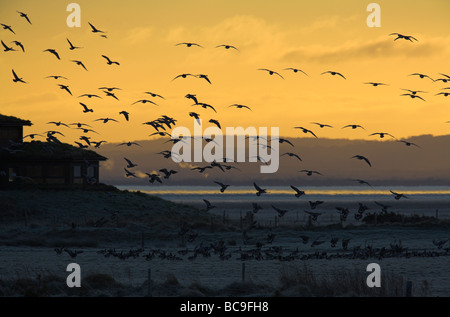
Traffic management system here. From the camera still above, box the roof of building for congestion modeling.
[0,114,32,127]
[0,140,107,161]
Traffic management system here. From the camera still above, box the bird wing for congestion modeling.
[12,69,19,80]
[1,40,8,49]
[102,55,112,62]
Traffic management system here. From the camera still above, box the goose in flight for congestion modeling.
[76,127,98,134]
[58,84,72,95]
[390,190,408,200]
[176,42,203,48]
[311,122,333,128]
[409,73,433,81]
[47,121,69,128]
[390,33,418,42]
[352,155,372,167]
[23,134,43,140]
[118,141,142,147]
[273,137,294,147]
[193,102,217,113]
[103,91,119,100]
[253,182,267,196]
[209,119,221,129]
[12,41,25,52]
[436,92,450,97]
[434,73,450,83]
[74,141,88,148]
[353,179,373,188]
[172,73,196,81]
[80,102,94,113]
[1,23,15,34]
[294,127,318,138]
[145,92,165,99]
[252,202,263,214]
[402,89,426,95]
[203,199,216,211]
[309,200,324,209]
[229,104,252,111]
[189,112,201,125]
[17,11,32,24]
[2,40,16,52]
[99,86,121,92]
[321,71,346,79]
[119,111,129,121]
[303,210,322,222]
[12,69,27,83]
[281,152,302,161]
[149,131,171,138]
[369,132,395,139]
[67,38,82,50]
[300,170,322,176]
[197,74,211,84]
[92,141,107,148]
[71,60,88,71]
[185,94,198,104]
[70,122,92,128]
[290,185,305,198]
[147,173,163,184]
[258,69,284,79]
[46,75,68,80]
[102,55,120,65]
[216,44,239,51]
[124,168,137,178]
[284,68,308,76]
[159,168,178,179]
[191,166,213,173]
[397,140,421,148]
[79,93,101,98]
[94,117,119,124]
[364,82,388,87]
[43,49,60,60]
[272,205,288,217]
[342,124,365,130]
[88,22,106,33]
[214,181,230,193]
[401,93,425,101]
[132,99,158,105]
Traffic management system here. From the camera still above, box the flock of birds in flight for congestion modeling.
[2,11,450,223]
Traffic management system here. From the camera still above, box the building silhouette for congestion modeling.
[0,114,107,189]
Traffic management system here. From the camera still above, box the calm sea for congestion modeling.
[116,185,450,203]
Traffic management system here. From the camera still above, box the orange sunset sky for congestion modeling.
[1,0,449,144]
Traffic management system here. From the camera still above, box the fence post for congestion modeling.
[148,268,152,297]
[405,281,412,297]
